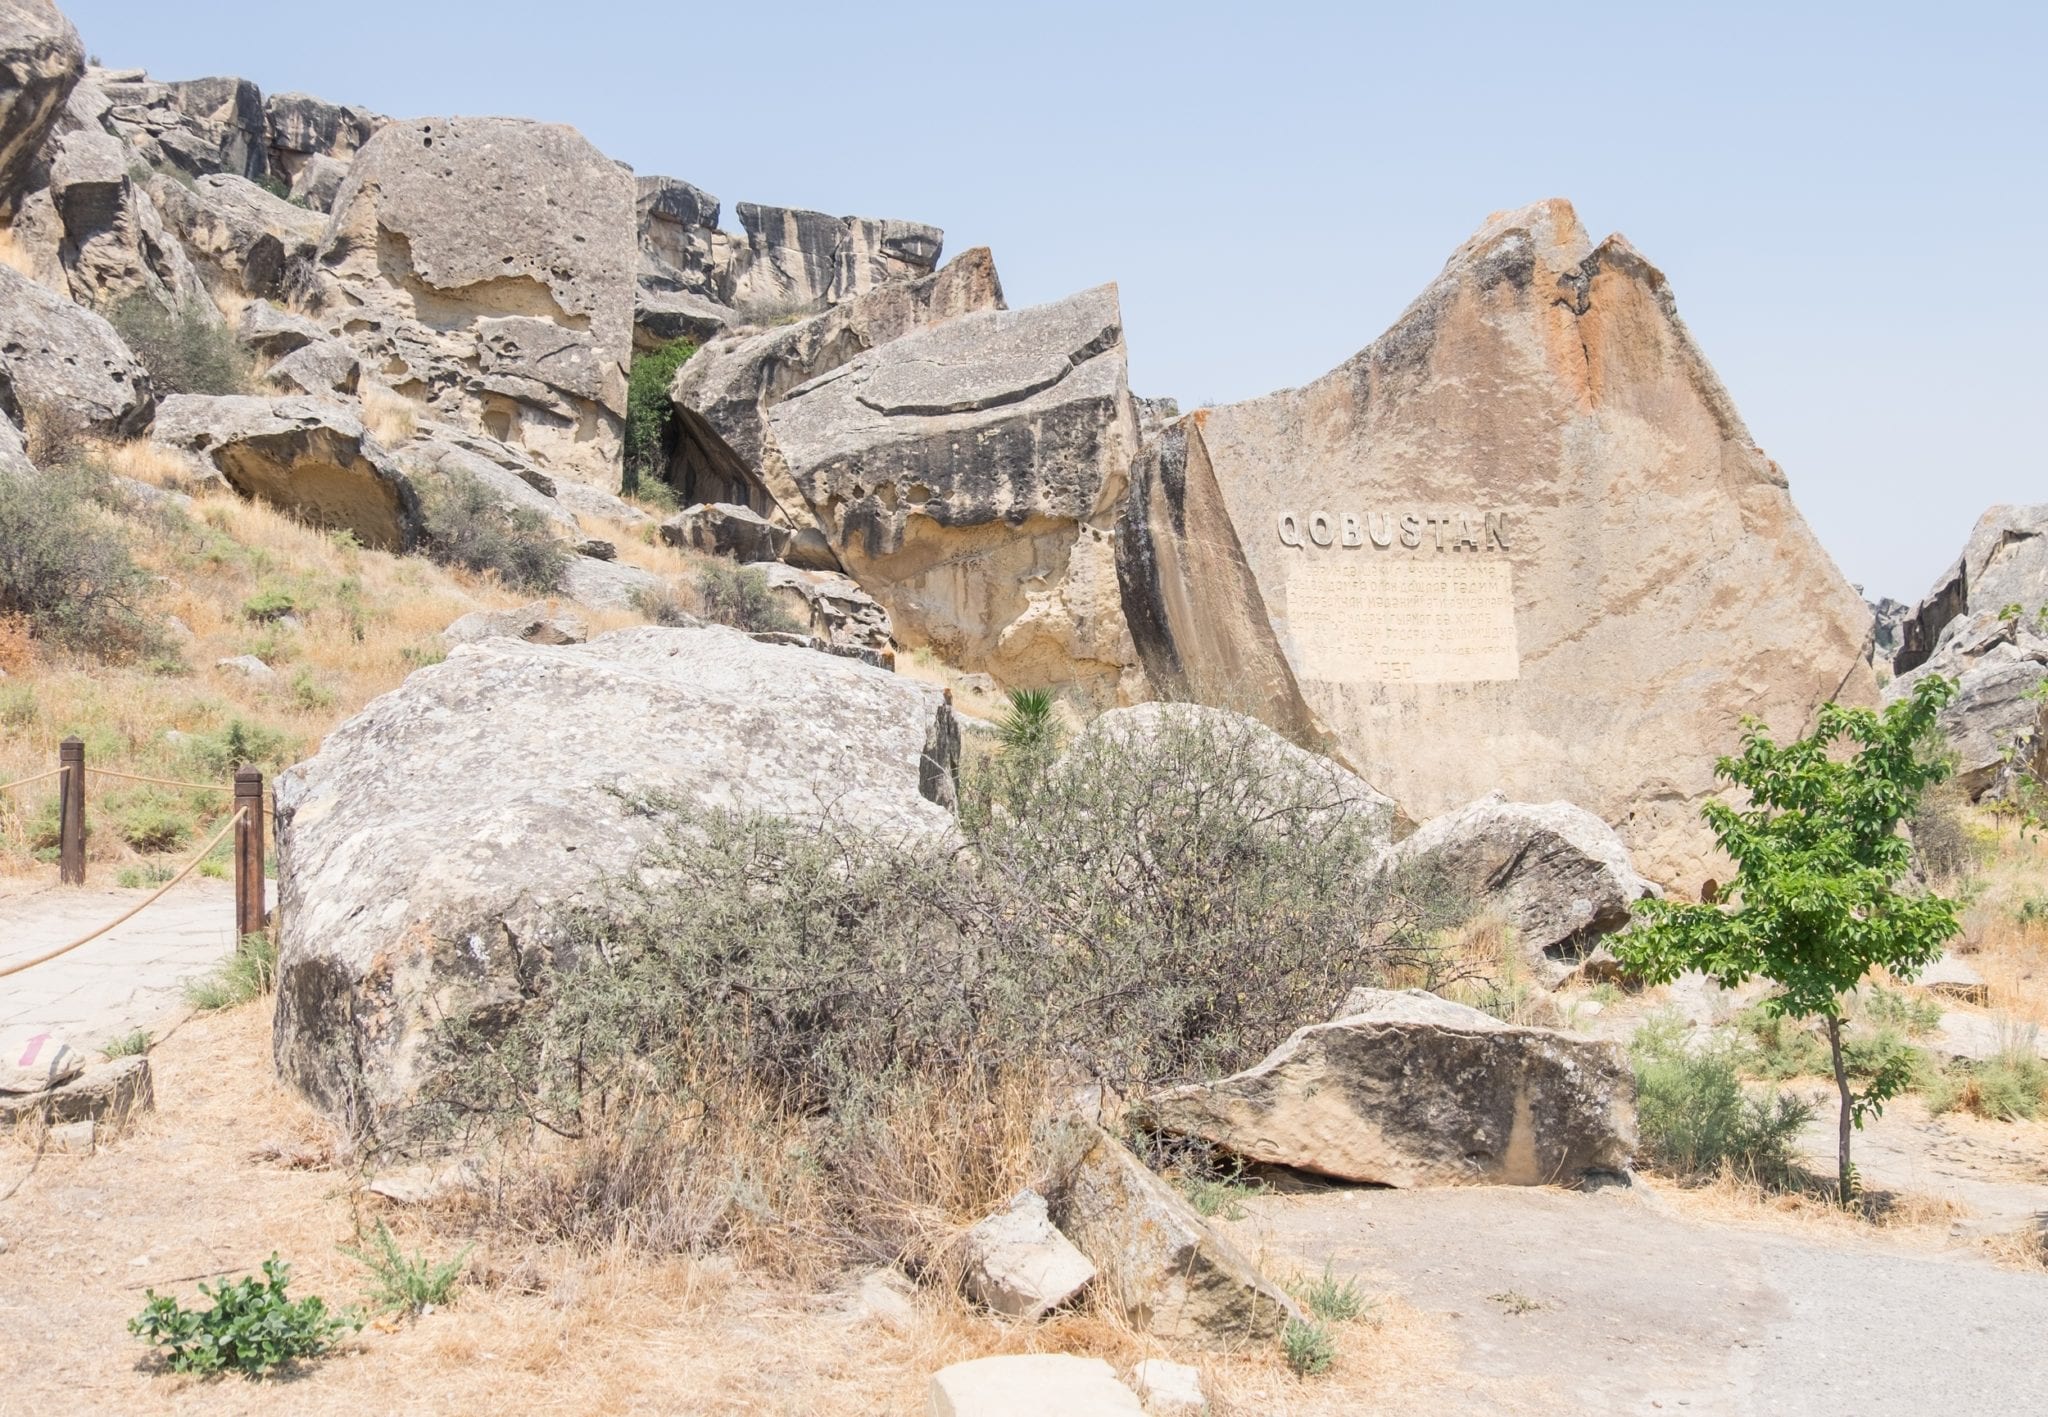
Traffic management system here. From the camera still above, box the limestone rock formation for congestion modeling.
[441,601,588,648]
[272,626,962,1124]
[1141,988,1637,1187]
[751,283,1141,703]
[286,153,349,213]
[727,202,942,315]
[756,564,894,660]
[96,70,267,181]
[1040,1117,1302,1346]
[1895,505,2048,675]
[0,0,84,217]
[0,262,153,440]
[151,394,419,549]
[669,246,1004,532]
[927,1355,1143,1417]
[660,501,789,563]
[0,410,33,477]
[1391,791,1655,983]
[957,1188,1097,1321]
[42,117,217,316]
[150,171,324,300]
[262,90,381,184]
[1118,200,1873,891]
[308,116,635,488]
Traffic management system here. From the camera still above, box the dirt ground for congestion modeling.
[4,1001,2043,1416]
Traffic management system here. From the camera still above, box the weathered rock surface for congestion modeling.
[0,1028,81,1093]
[0,262,153,439]
[755,283,1141,702]
[660,501,789,563]
[1895,505,2048,675]
[0,410,33,477]
[309,116,635,487]
[559,555,663,612]
[926,1355,1143,1417]
[1142,988,1637,1188]
[150,170,324,299]
[669,246,1005,530]
[0,0,84,218]
[263,90,381,182]
[958,1188,1096,1321]
[1392,791,1655,983]
[99,71,267,181]
[272,626,962,1124]
[1118,199,1874,891]
[1130,1359,1206,1416]
[42,117,217,316]
[286,152,349,212]
[0,1054,152,1126]
[1041,1117,1301,1346]
[728,202,943,316]
[757,564,894,659]
[441,601,588,648]
[152,394,418,549]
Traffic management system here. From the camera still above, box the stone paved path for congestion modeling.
[0,881,247,1049]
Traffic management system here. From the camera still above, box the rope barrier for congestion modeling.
[82,767,233,794]
[0,766,67,794]
[0,807,247,981]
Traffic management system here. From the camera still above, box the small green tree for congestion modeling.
[1614,676,1961,1206]
[623,338,696,495]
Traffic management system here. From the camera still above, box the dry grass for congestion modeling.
[0,222,36,279]
[359,383,419,447]
[1648,1164,1967,1250]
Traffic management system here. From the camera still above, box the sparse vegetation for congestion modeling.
[994,686,1060,756]
[1283,1316,1336,1376]
[1297,1262,1367,1323]
[623,338,696,495]
[1927,1027,2048,1120]
[185,931,278,1011]
[130,1256,359,1378]
[693,562,798,634]
[1630,1014,1814,1182]
[340,1221,471,1317]
[0,463,165,659]
[108,295,254,397]
[629,582,698,627]
[417,469,567,593]
[103,1027,153,1058]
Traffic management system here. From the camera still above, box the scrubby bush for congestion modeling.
[0,465,163,658]
[113,795,195,853]
[629,583,698,627]
[179,718,298,778]
[694,562,798,634]
[1928,1029,2048,1121]
[623,338,695,494]
[185,930,278,1011]
[1910,779,1981,886]
[109,295,253,396]
[418,470,566,593]
[1631,1015,1814,1181]
[424,708,1460,1265]
[341,1221,470,1317]
[131,1256,358,1378]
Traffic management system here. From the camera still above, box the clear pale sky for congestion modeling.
[63,0,2044,602]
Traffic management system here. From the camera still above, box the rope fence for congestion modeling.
[0,737,271,977]
[0,808,248,981]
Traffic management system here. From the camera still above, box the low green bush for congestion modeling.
[694,563,798,634]
[418,470,566,593]
[112,795,194,853]
[341,1221,470,1316]
[1928,1035,2048,1121]
[1631,1015,1814,1180]
[1283,1317,1336,1376]
[186,931,278,1011]
[0,465,163,659]
[179,718,298,778]
[131,1256,358,1378]
[108,295,253,397]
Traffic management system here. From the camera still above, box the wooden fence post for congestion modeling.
[58,736,84,886]
[234,767,266,939]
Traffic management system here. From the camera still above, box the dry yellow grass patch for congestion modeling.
[0,221,36,279]
[358,382,419,447]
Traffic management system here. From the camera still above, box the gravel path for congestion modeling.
[1235,1182,2048,1415]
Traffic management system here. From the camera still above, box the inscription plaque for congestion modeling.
[1285,559,1519,684]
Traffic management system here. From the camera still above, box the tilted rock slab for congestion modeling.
[152,394,419,549]
[1041,1117,1302,1347]
[670,245,1005,554]
[1117,199,1873,891]
[1392,791,1655,984]
[309,116,635,488]
[759,282,1143,704]
[1894,503,2048,675]
[272,626,961,1126]
[43,109,219,317]
[151,170,325,300]
[0,262,153,438]
[1142,988,1636,1188]
[0,0,84,218]
[957,1188,1097,1321]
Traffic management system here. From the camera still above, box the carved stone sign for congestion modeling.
[1285,558,1520,684]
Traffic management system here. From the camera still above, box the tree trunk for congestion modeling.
[1826,1013,1854,1208]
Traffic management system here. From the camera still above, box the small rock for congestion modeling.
[959,1188,1096,1320]
[47,1120,95,1154]
[575,538,617,561]
[216,654,277,683]
[164,617,194,639]
[848,1265,917,1334]
[1915,953,1988,1005]
[927,1354,1144,1416]
[364,1159,479,1205]
[1130,1358,1206,1415]
[442,602,588,648]
[1,1030,83,1094]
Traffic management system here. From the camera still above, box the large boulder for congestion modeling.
[262,90,382,183]
[757,564,894,659]
[727,202,943,316]
[43,119,218,316]
[1888,610,2048,800]
[1117,199,1875,892]
[1040,1117,1301,1347]
[96,71,267,181]
[756,283,1143,703]
[271,626,962,1125]
[150,171,325,300]
[151,394,419,549]
[660,501,789,563]
[1895,505,2048,675]
[0,262,153,440]
[1391,791,1655,983]
[308,117,635,487]
[0,0,84,218]
[1140,988,1637,1188]
[670,246,1005,532]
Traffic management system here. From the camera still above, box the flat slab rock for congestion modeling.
[926,1355,1142,1417]
[1143,987,1637,1187]
[958,1187,1096,1320]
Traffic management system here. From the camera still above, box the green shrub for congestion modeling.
[103,1027,153,1058]
[117,864,175,889]
[1738,1005,1832,1079]
[623,338,696,494]
[629,583,698,627]
[113,795,194,853]
[242,586,297,622]
[185,931,278,1011]
[289,668,334,710]
[1928,1031,2048,1121]
[0,465,163,658]
[179,718,297,778]
[1297,1262,1366,1324]
[423,708,1460,1258]
[340,1221,471,1316]
[108,295,253,396]
[130,1256,359,1378]
[994,687,1060,756]
[1859,985,1943,1036]
[418,470,566,593]
[694,563,798,634]
[1282,1317,1336,1376]
[1631,1015,1814,1180]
